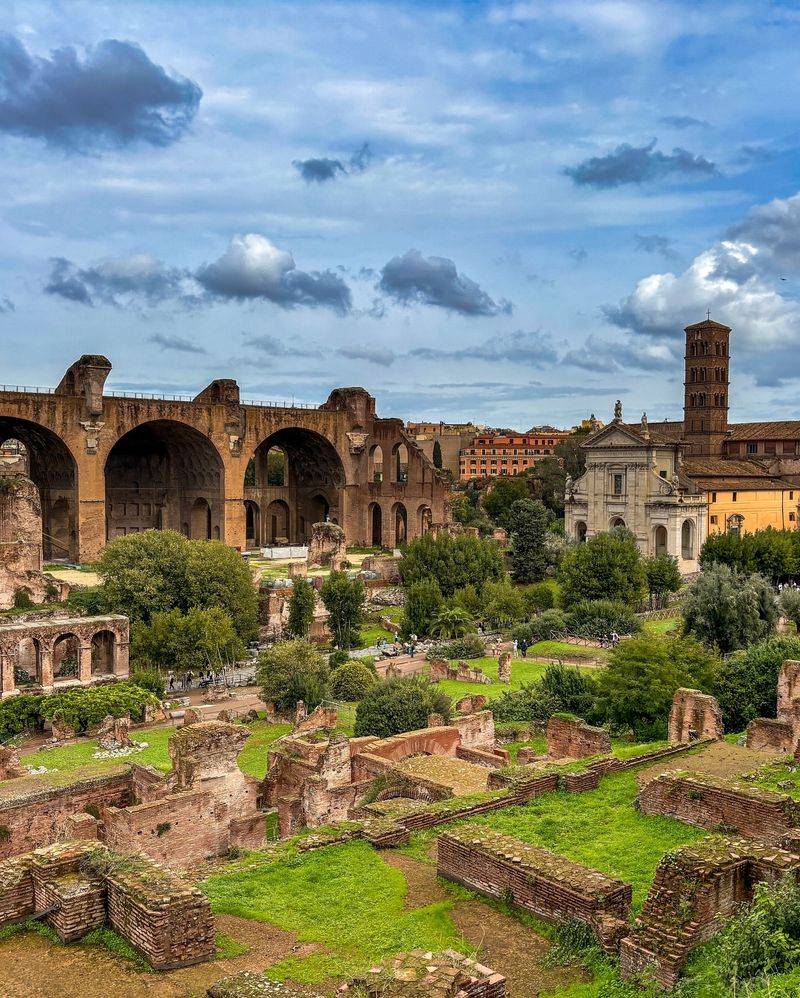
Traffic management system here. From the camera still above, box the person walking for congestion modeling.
[519,639,528,658]
[168,670,175,692]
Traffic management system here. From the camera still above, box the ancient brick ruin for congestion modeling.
[0,613,129,697]
[0,840,214,969]
[546,714,611,759]
[746,659,800,755]
[307,521,347,568]
[258,584,331,644]
[621,837,800,988]
[438,824,631,953]
[668,688,724,744]
[343,949,507,997]
[428,658,491,685]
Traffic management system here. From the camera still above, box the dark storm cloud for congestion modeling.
[0,35,201,151]
[378,249,511,316]
[564,139,717,188]
[659,115,709,129]
[148,333,206,354]
[408,329,556,364]
[44,254,190,307]
[293,141,373,182]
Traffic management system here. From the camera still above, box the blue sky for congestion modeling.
[2,0,800,429]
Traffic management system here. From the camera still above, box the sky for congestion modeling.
[2,1,800,430]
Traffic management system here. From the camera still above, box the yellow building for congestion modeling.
[683,457,798,535]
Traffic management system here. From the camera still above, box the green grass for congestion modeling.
[82,927,151,972]
[527,640,609,663]
[432,656,594,704]
[19,719,292,782]
[475,769,705,912]
[215,931,250,960]
[202,840,466,983]
[733,757,800,800]
[642,615,681,636]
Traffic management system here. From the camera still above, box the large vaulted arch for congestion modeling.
[104,420,225,542]
[244,428,346,545]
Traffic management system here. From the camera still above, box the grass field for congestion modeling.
[432,655,595,704]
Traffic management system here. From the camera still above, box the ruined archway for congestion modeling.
[53,633,80,682]
[0,418,78,561]
[369,502,383,547]
[418,504,432,535]
[244,500,261,549]
[15,637,41,687]
[393,502,408,546]
[104,420,224,543]
[246,428,345,545]
[91,630,115,675]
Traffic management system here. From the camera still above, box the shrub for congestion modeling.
[539,663,596,717]
[565,599,642,639]
[490,682,557,724]
[512,609,567,645]
[400,579,443,639]
[452,584,483,618]
[130,667,166,700]
[779,588,800,630]
[131,607,245,673]
[482,580,525,630]
[702,527,800,584]
[399,533,505,598]
[430,606,473,639]
[427,634,486,661]
[354,677,451,738]
[714,635,800,732]
[522,582,557,614]
[557,529,647,609]
[65,586,105,616]
[3,682,159,737]
[329,662,377,701]
[320,572,365,650]
[328,649,350,671]
[683,564,778,653]
[287,577,316,638]
[13,588,34,609]
[257,640,329,713]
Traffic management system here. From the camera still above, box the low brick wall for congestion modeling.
[637,771,800,843]
[456,746,509,769]
[438,825,631,952]
[547,715,611,760]
[621,837,800,988]
[746,717,794,753]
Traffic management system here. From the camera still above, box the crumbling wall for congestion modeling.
[451,710,495,750]
[547,715,611,759]
[668,688,724,745]
[307,522,346,568]
[746,717,794,753]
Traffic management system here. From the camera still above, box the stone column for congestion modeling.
[79,643,93,683]
[39,645,54,688]
[0,651,15,696]
[114,636,130,678]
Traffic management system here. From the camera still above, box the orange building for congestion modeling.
[459,430,567,481]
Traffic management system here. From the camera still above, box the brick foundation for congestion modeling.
[667,689,724,745]
[546,715,611,760]
[746,717,794,752]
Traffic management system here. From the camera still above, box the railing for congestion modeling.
[240,398,317,410]
[0,384,58,395]
[0,383,319,408]
[105,389,194,402]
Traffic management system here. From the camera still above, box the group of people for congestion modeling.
[166,669,222,693]
[376,634,418,657]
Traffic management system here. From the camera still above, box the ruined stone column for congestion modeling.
[113,636,130,678]
[79,643,93,683]
[0,650,15,696]
[39,645,54,688]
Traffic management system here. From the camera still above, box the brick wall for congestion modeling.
[451,710,495,750]
[746,717,794,753]
[668,688,724,744]
[546,715,611,759]
[636,771,800,843]
[438,825,631,952]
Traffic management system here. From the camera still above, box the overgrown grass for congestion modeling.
[475,769,705,912]
[734,757,800,800]
[82,927,151,972]
[202,840,466,983]
[642,615,681,636]
[215,931,250,959]
[433,656,594,704]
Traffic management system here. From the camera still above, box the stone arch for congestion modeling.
[246,428,345,545]
[53,632,80,682]
[369,444,384,484]
[392,443,409,483]
[727,513,744,535]
[369,502,383,547]
[15,636,41,687]
[0,416,79,561]
[575,520,587,543]
[265,499,290,544]
[244,500,260,549]
[610,516,626,529]
[417,504,432,535]
[104,419,224,543]
[654,524,668,557]
[681,519,695,560]
[393,502,408,546]
[91,629,115,675]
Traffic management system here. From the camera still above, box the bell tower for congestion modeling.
[683,317,731,456]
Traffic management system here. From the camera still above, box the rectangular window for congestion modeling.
[747,442,757,454]
[712,492,717,502]
[659,470,667,478]
[710,515,717,525]
[613,473,623,495]
[732,491,738,502]
[790,513,796,523]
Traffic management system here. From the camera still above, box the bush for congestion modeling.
[400,579,443,639]
[320,572,365,650]
[522,582,557,614]
[714,635,800,732]
[328,649,350,671]
[399,532,505,598]
[0,682,159,739]
[779,588,800,629]
[257,640,329,713]
[430,606,473,639]
[130,668,166,700]
[490,682,557,724]
[354,677,451,738]
[482,580,525,630]
[452,584,483,618]
[565,599,642,639]
[287,577,316,638]
[131,607,245,673]
[65,586,105,616]
[427,633,486,661]
[683,564,778,653]
[329,662,377,701]
[512,609,567,645]
[557,529,647,609]
[539,663,596,717]
[701,527,800,584]
[595,634,719,738]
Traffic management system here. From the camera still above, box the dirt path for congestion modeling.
[0,914,315,998]
[637,740,783,785]
[383,850,586,997]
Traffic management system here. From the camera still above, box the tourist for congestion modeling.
[168,670,175,692]
[512,638,518,656]
[519,639,528,658]
[186,670,194,689]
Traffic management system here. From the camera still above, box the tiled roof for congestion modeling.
[684,457,790,491]
[726,421,800,441]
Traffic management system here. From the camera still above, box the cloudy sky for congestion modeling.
[2,1,800,429]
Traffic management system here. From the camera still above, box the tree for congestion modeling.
[483,580,525,630]
[527,457,567,517]
[595,634,720,738]
[320,572,365,649]
[401,579,443,638]
[131,607,245,673]
[257,639,329,712]
[683,564,777,654]
[555,429,589,480]
[701,527,800,584]
[645,554,682,608]
[98,530,258,640]
[399,532,504,598]
[330,661,377,700]
[508,497,550,583]
[482,476,530,529]
[288,577,316,637]
[780,588,800,630]
[714,635,800,732]
[430,605,473,639]
[564,599,641,638]
[432,440,443,469]
[539,663,597,718]
[557,529,647,609]
[354,676,451,738]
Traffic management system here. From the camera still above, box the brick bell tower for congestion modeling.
[683,316,731,456]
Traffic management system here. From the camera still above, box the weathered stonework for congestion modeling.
[496,652,511,684]
[546,715,611,760]
[668,688,724,745]
[307,521,347,568]
[96,713,132,750]
[746,717,794,753]
[341,949,507,997]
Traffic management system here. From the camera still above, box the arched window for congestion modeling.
[53,633,80,682]
[369,444,384,483]
[610,516,626,529]
[392,502,408,545]
[681,519,694,560]
[393,444,408,483]
[654,525,668,556]
[575,521,587,543]
[727,513,744,535]
[369,503,382,546]
[91,630,116,675]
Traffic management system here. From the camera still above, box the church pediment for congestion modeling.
[585,423,648,449]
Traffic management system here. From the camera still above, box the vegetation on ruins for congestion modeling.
[287,577,316,638]
[97,529,258,639]
[701,526,800,584]
[399,531,504,598]
[595,634,719,738]
[557,529,647,609]
[448,484,492,535]
[131,607,245,673]
[329,661,377,701]
[400,578,444,638]
[354,676,451,738]
[714,636,800,731]
[683,564,777,653]
[320,571,365,650]
[508,497,551,583]
[257,639,329,712]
